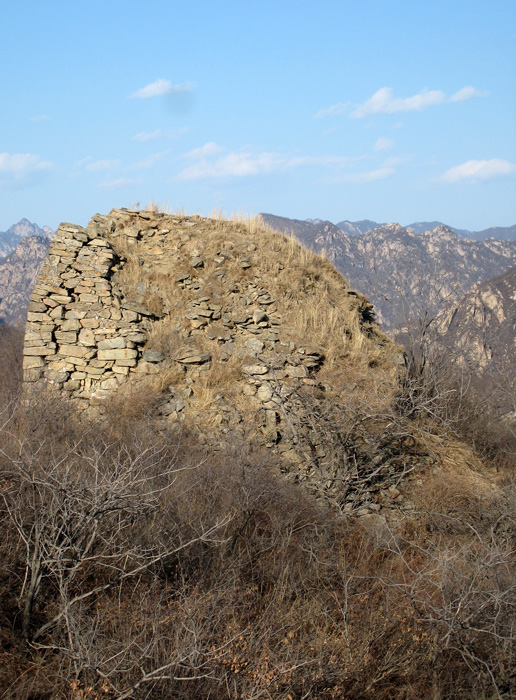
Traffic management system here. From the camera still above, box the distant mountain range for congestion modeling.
[275,215,516,241]
[258,214,516,328]
[0,220,53,324]
[0,218,53,257]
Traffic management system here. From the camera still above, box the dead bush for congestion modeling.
[1,333,516,698]
[0,324,23,409]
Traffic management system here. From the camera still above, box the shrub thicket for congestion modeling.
[1,328,515,700]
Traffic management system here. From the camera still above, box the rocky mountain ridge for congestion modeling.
[3,213,516,327]
[0,218,53,257]
[0,235,52,324]
[258,214,516,328]
[263,213,516,241]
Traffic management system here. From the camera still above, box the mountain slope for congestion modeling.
[0,218,53,257]
[258,214,516,328]
[11,208,515,700]
[437,265,516,375]
[261,213,516,241]
[466,224,516,241]
[336,218,385,235]
[0,235,51,324]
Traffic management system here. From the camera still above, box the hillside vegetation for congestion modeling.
[1,210,515,699]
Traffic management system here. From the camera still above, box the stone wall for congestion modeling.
[23,215,152,403]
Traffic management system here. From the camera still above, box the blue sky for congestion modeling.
[1,0,515,231]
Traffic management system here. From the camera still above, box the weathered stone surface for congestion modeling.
[176,352,211,364]
[253,309,268,324]
[257,385,274,402]
[28,301,47,313]
[55,331,78,344]
[49,305,64,320]
[286,365,308,378]
[27,312,53,323]
[50,294,72,304]
[81,318,100,329]
[78,328,96,346]
[142,349,165,362]
[24,344,56,356]
[97,348,137,361]
[64,310,86,320]
[245,338,264,355]
[121,301,153,316]
[125,332,146,344]
[23,356,45,369]
[175,347,211,364]
[58,345,94,358]
[98,337,126,350]
[85,366,105,376]
[242,364,269,375]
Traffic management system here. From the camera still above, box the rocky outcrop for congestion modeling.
[24,208,409,509]
[436,266,516,375]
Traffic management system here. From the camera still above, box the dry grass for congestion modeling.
[111,209,397,380]
[96,209,418,468]
[4,321,516,699]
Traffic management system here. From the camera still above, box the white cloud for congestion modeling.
[79,151,170,176]
[133,129,163,142]
[351,87,446,118]
[317,86,487,121]
[130,79,193,99]
[438,159,516,183]
[315,102,350,119]
[178,151,284,180]
[31,114,51,122]
[177,146,355,181]
[449,86,488,102]
[132,127,189,142]
[76,156,92,168]
[184,142,225,159]
[0,152,53,186]
[85,159,122,172]
[343,85,488,118]
[336,167,395,183]
[374,137,394,151]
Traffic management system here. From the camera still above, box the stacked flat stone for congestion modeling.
[24,218,150,405]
